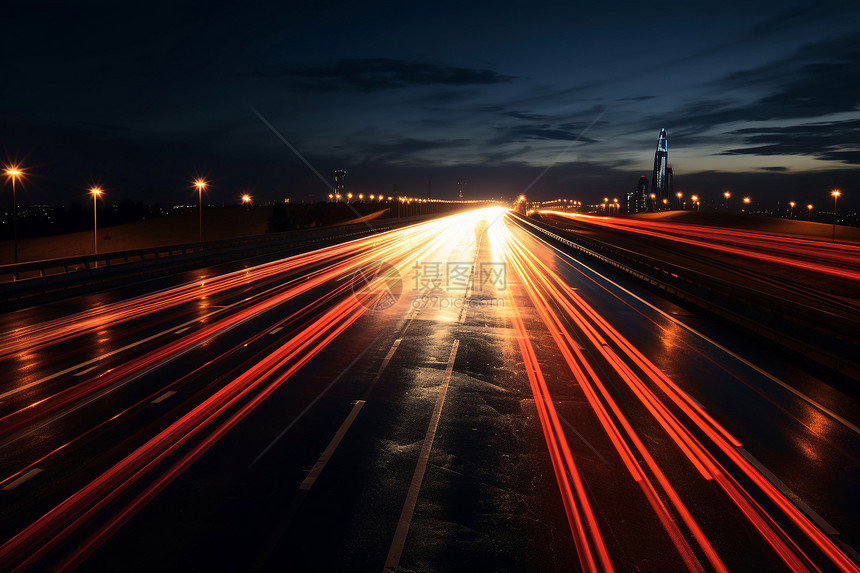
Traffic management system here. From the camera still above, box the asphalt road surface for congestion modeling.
[1,207,858,572]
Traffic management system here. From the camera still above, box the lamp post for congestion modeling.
[691,195,699,211]
[724,191,731,209]
[676,191,683,210]
[788,201,795,219]
[807,203,813,220]
[831,190,841,242]
[90,187,103,255]
[4,166,23,263]
[194,179,207,242]
[742,196,751,213]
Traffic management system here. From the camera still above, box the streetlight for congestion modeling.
[832,189,841,242]
[676,191,683,209]
[724,190,731,209]
[90,187,103,255]
[691,195,699,211]
[807,203,813,220]
[649,193,656,211]
[4,165,23,263]
[789,201,795,218]
[742,196,751,213]
[194,179,207,242]
[241,194,252,205]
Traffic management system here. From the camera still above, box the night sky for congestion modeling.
[4,1,860,209]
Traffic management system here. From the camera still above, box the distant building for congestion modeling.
[665,166,674,207]
[651,129,669,207]
[334,169,346,200]
[629,175,648,213]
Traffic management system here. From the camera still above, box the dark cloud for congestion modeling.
[495,125,599,144]
[267,58,515,92]
[357,138,472,162]
[617,96,656,102]
[503,111,550,121]
[758,166,789,172]
[720,119,860,165]
[668,34,860,130]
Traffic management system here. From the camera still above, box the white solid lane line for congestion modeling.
[1,468,43,491]
[383,339,459,573]
[299,400,366,491]
[151,391,177,404]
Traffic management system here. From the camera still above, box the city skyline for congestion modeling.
[3,1,859,208]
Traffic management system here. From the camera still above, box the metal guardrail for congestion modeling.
[0,216,437,310]
[511,213,860,384]
[0,219,410,283]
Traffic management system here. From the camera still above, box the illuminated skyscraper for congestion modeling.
[334,169,346,200]
[651,129,668,207]
[665,166,674,205]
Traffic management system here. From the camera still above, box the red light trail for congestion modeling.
[494,213,859,572]
[542,211,860,282]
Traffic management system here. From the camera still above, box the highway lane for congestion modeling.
[535,210,860,348]
[539,211,860,281]
[0,207,858,571]
[497,213,860,571]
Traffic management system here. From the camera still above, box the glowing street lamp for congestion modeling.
[807,203,813,220]
[328,193,334,201]
[691,195,699,211]
[241,194,252,205]
[676,191,683,209]
[90,187,103,255]
[4,165,24,263]
[832,189,841,242]
[724,190,731,209]
[788,201,795,218]
[194,178,207,242]
[742,196,751,213]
